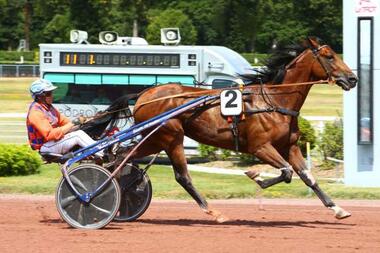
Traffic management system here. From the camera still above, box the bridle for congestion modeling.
[311,45,335,83]
[285,44,335,84]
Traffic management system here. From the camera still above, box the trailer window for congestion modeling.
[212,79,237,89]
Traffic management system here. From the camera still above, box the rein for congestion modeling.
[135,79,331,109]
[84,44,336,125]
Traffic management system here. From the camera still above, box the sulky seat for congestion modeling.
[39,152,66,164]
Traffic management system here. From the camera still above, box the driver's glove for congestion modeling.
[72,116,86,126]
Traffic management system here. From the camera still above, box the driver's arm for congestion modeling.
[29,109,70,141]
[57,111,74,134]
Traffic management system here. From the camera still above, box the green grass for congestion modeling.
[1,163,379,199]
[0,163,60,194]
[0,117,27,144]
[0,77,37,112]
[301,84,343,116]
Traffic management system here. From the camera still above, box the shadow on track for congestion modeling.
[39,218,123,230]
[138,219,356,229]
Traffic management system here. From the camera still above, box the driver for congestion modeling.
[26,79,103,159]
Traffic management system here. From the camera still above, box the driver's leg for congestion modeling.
[40,130,103,156]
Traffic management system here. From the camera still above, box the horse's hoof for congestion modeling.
[204,209,228,223]
[330,206,351,219]
[336,210,351,219]
[216,214,229,223]
[245,170,260,180]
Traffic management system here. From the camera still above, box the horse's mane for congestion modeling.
[240,39,320,85]
[80,93,137,139]
[80,84,177,138]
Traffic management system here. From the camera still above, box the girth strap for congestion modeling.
[244,107,299,117]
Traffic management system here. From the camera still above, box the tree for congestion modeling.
[0,1,23,50]
[23,0,32,50]
[69,0,118,43]
[119,0,154,37]
[212,0,267,52]
[255,0,343,53]
[255,0,309,52]
[43,13,73,43]
[30,0,71,48]
[160,0,219,45]
[295,0,343,52]
[146,9,197,45]
[0,0,344,53]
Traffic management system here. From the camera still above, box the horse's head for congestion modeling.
[306,37,357,91]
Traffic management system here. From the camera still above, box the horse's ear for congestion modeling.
[307,37,319,49]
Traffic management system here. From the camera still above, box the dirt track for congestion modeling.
[0,195,380,253]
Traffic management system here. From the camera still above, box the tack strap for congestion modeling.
[244,107,299,117]
[135,79,330,109]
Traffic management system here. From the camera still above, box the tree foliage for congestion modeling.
[146,9,197,45]
[0,1,24,50]
[298,117,317,156]
[0,0,343,52]
[319,119,343,160]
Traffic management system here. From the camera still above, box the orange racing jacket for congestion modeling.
[26,102,70,150]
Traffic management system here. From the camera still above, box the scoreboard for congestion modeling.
[60,52,180,68]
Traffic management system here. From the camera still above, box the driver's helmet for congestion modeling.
[30,79,57,99]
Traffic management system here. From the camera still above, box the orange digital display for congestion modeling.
[60,52,180,68]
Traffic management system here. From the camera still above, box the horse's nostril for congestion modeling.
[349,77,358,84]
[347,74,358,86]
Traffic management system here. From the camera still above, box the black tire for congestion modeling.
[55,164,121,229]
[114,165,152,222]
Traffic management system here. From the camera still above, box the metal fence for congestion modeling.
[0,64,39,77]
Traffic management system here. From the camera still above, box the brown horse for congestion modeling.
[99,37,357,222]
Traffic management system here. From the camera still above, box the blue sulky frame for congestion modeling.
[59,94,219,203]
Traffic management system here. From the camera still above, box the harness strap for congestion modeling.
[135,80,329,109]
[244,107,299,117]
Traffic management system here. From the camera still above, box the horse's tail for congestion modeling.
[80,93,139,139]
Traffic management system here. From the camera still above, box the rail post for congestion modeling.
[306,142,312,196]
[326,157,344,183]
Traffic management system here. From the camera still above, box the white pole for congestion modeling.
[306,142,312,196]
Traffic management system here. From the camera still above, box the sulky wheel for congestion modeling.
[114,164,152,222]
[55,164,121,229]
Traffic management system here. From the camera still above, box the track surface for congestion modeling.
[0,195,380,253]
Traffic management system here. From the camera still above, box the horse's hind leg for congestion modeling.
[288,145,351,219]
[245,143,293,188]
[166,138,228,223]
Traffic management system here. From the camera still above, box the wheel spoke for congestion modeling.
[70,175,89,192]
[77,203,86,225]
[136,189,148,198]
[96,183,114,199]
[129,188,147,200]
[118,193,131,217]
[90,203,112,215]
[60,195,77,209]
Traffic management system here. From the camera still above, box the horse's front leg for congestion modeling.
[165,136,228,223]
[245,142,293,188]
[288,144,351,219]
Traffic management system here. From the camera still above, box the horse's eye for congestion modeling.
[326,55,334,62]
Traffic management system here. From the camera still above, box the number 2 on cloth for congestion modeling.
[220,89,242,116]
